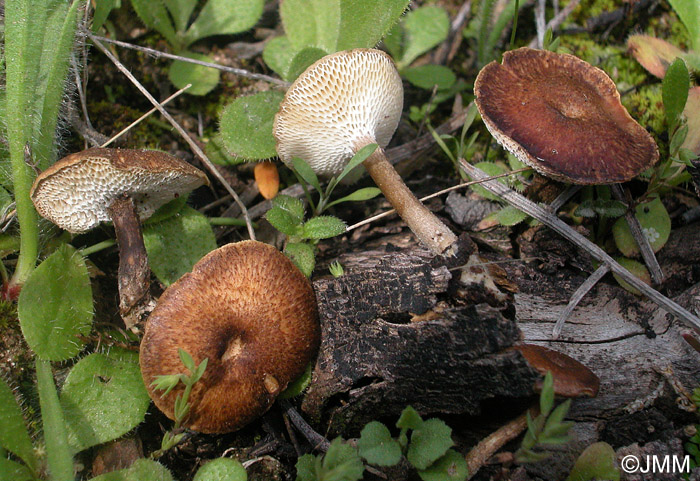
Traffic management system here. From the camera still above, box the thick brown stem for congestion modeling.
[362,147,458,255]
[107,195,150,325]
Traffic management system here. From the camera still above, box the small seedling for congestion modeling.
[329,261,345,278]
[515,372,575,463]
[150,349,208,458]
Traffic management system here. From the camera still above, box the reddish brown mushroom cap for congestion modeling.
[511,344,600,398]
[474,48,659,185]
[139,240,320,433]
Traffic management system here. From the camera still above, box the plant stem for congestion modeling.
[79,239,117,257]
[5,0,39,290]
[36,358,74,481]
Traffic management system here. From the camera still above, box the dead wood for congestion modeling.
[302,236,541,436]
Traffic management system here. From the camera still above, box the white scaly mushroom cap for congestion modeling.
[273,49,404,177]
[30,148,209,233]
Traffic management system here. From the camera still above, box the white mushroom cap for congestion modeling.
[30,148,209,233]
[273,49,404,177]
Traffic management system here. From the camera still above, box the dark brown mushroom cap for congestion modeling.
[30,148,209,233]
[474,48,659,184]
[139,240,320,433]
[510,344,600,398]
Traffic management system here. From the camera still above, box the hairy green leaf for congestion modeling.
[612,196,671,257]
[396,405,424,430]
[193,458,247,481]
[337,144,378,184]
[540,371,555,416]
[60,349,150,453]
[566,442,620,481]
[357,421,402,466]
[185,0,264,46]
[220,90,285,160]
[284,242,316,278]
[272,195,306,224]
[417,449,469,481]
[293,157,323,193]
[263,36,296,80]
[0,458,34,481]
[327,187,382,208]
[144,206,218,286]
[18,244,92,361]
[402,65,456,90]
[287,47,328,82]
[667,0,700,51]
[397,6,449,69]
[322,438,365,481]
[302,216,347,240]
[130,0,179,47]
[280,0,340,52]
[90,458,174,481]
[612,257,651,296]
[662,58,690,132]
[0,379,36,472]
[336,0,410,50]
[407,419,454,470]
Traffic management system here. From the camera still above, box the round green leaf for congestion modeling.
[60,349,150,453]
[357,421,402,467]
[612,196,671,256]
[287,47,327,82]
[90,458,174,481]
[220,90,285,160]
[185,0,264,43]
[402,65,456,90]
[18,244,93,361]
[284,242,315,278]
[407,419,454,470]
[193,458,247,481]
[612,257,651,296]
[262,36,295,80]
[144,205,218,286]
[168,52,220,96]
[418,449,469,481]
[566,442,620,481]
[398,6,450,69]
[0,379,36,471]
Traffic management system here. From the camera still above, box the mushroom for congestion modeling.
[273,48,458,256]
[30,147,209,325]
[474,47,659,185]
[139,240,320,433]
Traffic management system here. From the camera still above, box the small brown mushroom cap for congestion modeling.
[30,148,209,233]
[511,344,600,398]
[474,48,659,185]
[273,48,404,177]
[139,240,320,433]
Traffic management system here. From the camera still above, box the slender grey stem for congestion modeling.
[87,32,290,88]
[281,400,330,452]
[611,184,664,284]
[527,0,582,48]
[552,264,610,339]
[458,159,700,333]
[89,34,257,241]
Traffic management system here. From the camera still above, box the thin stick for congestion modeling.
[458,158,700,333]
[101,85,191,147]
[552,264,610,339]
[87,32,290,88]
[611,184,664,284]
[527,0,582,48]
[89,34,257,241]
[549,185,582,213]
[346,167,531,232]
[280,400,330,452]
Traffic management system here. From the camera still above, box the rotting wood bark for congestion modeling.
[302,236,541,436]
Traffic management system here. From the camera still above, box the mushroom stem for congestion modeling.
[362,146,458,256]
[107,195,151,321]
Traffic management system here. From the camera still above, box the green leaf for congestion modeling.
[193,458,247,481]
[91,0,119,31]
[165,0,198,34]
[220,90,285,160]
[417,449,469,481]
[263,36,296,80]
[302,216,347,240]
[143,206,218,286]
[612,196,671,256]
[396,405,424,430]
[0,458,34,481]
[669,123,689,155]
[145,196,189,225]
[267,207,304,236]
[540,371,555,416]
[284,242,316,278]
[184,0,264,46]
[574,199,627,219]
[90,458,174,481]
[168,52,220,96]
[272,195,306,224]
[326,187,382,208]
[496,205,528,226]
[60,349,150,453]
[662,58,690,132]
[407,419,454,470]
[336,144,378,184]
[667,0,700,51]
[179,348,196,373]
[402,65,456,90]
[612,257,651,296]
[130,0,179,48]
[396,6,450,69]
[566,442,620,481]
[357,421,402,467]
[470,162,508,202]
[279,362,314,399]
[287,47,328,82]
[293,157,323,193]
[0,379,36,471]
[18,244,92,361]
[280,0,340,52]
[295,454,318,481]
[336,0,410,51]
[322,438,365,481]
